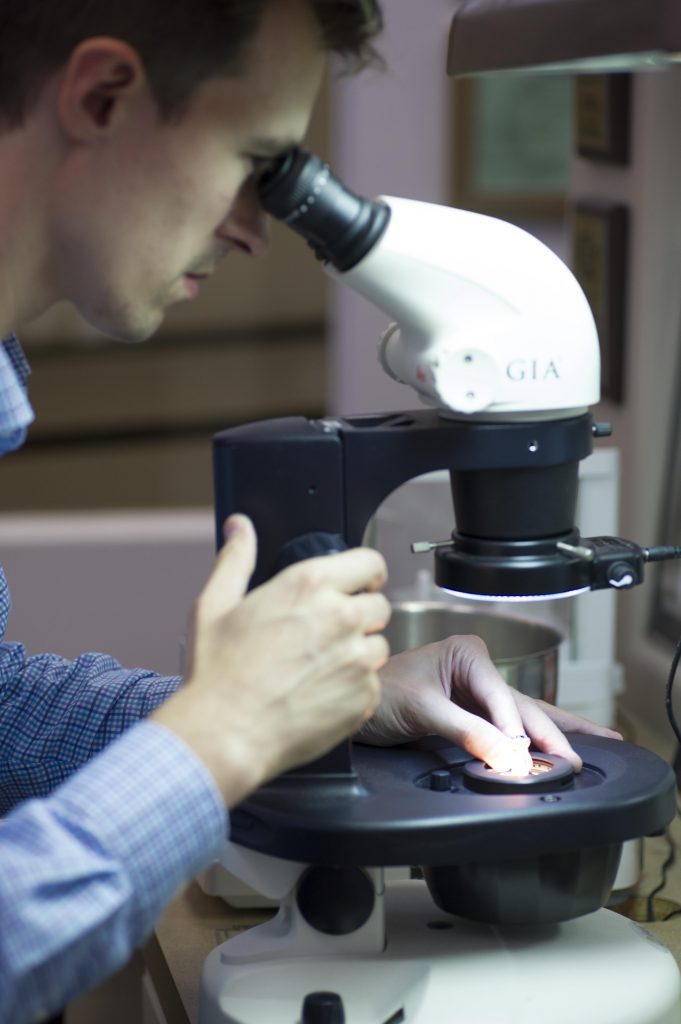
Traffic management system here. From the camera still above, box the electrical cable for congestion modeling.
[644,628,681,921]
[665,627,681,748]
[659,815,679,921]
[624,623,681,921]
[645,545,681,563]
[646,829,677,921]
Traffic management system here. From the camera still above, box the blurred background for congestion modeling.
[2,0,680,744]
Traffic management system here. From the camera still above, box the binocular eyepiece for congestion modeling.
[254,147,390,272]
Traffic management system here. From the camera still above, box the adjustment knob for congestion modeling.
[297,865,375,935]
[608,562,635,588]
[302,992,345,1024]
[430,769,452,792]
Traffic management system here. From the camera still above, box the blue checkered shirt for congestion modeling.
[0,335,34,454]
[0,338,227,1022]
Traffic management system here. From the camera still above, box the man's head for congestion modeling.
[0,0,382,341]
[0,0,383,128]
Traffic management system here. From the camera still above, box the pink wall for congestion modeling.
[327,1,455,414]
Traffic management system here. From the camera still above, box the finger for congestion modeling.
[329,633,390,676]
[449,636,527,737]
[527,699,623,740]
[514,694,584,771]
[200,514,257,613]
[347,591,392,634]
[286,546,387,596]
[405,692,533,774]
[362,633,391,671]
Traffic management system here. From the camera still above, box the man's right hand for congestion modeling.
[151,514,390,807]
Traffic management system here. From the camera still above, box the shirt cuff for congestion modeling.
[52,719,228,918]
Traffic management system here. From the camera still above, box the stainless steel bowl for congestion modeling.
[384,601,563,703]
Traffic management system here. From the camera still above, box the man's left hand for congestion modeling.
[356,636,622,773]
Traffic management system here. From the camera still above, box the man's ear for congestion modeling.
[57,37,148,141]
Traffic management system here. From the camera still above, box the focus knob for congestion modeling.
[297,865,374,935]
[302,991,345,1024]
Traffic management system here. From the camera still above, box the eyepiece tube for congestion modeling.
[255,148,390,272]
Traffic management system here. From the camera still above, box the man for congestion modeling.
[0,1,618,1019]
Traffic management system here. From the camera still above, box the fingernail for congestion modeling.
[224,515,245,540]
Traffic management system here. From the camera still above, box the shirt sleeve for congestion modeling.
[0,720,227,1024]
[0,640,182,811]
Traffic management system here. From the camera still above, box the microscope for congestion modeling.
[201,151,681,1024]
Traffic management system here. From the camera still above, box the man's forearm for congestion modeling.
[0,720,226,1024]
[0,640,181,811]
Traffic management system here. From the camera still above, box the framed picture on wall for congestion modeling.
[451,74,573,219]
[575,74,631,166]
[570,199,629,404]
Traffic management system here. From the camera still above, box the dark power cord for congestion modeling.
[665,627,681,749]
[645,546,681,563]
[646,830,677,921]
[641,619,681,920]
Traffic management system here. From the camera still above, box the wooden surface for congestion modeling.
[145,883,273,1024]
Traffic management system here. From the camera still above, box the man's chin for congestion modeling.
[83,309,165,345]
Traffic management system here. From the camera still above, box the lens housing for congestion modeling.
[256,148,390,271]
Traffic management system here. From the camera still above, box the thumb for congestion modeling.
[201,514,258,613]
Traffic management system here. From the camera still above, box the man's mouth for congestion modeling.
[183,273,209,298]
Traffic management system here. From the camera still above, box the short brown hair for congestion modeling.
[0,0,383,126]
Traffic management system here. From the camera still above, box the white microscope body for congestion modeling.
[200,187,680,1024]
[337,195,600,417]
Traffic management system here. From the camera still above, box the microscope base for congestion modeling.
[200,881,681,1024]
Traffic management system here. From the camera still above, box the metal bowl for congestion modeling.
[384,601,563,703]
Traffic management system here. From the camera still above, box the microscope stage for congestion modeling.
[230,734,675,867]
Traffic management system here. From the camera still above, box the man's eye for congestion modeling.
[248,155,276,182]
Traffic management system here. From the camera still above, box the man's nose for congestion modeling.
[217,178,269,258]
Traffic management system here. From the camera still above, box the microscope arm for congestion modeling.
[250,148,681,598]
[256,148,599,417]
[332,196,601,416]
